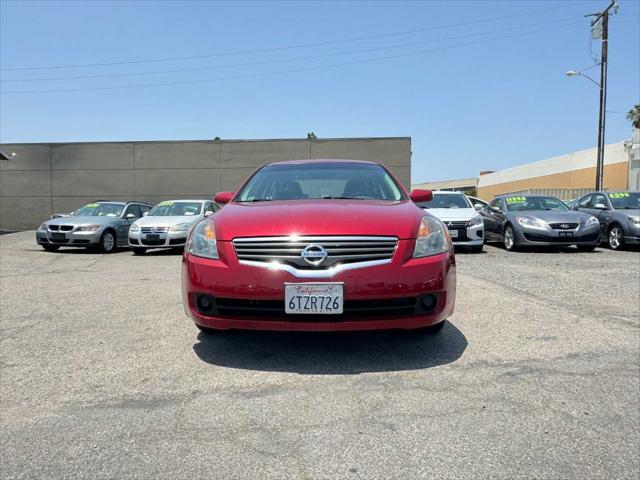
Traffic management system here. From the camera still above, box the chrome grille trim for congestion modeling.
[443,221,468,229]
[232,235,398,274]
[141,226,169,233]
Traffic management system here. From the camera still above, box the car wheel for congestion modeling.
[42,244,59,252]
[577,245,597,252]
[503,225,517,251]
[608,225,624,250]
[419,320,446,334]
[470,244,483,253]
[132,247,146,255]
[100,230,117,253]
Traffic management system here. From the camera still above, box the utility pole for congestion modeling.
[588,0,618,191]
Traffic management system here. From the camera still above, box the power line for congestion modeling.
[0,5,571,72]
[1,21,581,95]
[1,17,580,83]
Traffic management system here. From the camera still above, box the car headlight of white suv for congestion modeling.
[186,221,218,259]
[129,223,140,232]
[467,215,483,227]
[413,216,450,258]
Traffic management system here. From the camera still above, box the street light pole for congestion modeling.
[589,0,617,191]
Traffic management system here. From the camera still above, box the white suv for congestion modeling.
[417,191,484,252]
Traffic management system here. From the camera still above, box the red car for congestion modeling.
[182,159,456,333]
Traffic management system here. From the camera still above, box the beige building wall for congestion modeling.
[477,142,628,200]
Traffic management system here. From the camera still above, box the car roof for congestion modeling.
[156,199,207,203]
[91,200,153,206]
[264,159,379,166]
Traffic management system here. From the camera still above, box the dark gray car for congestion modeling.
[573,191,640,250]
[36,201,153,253]
[479,194,601,251]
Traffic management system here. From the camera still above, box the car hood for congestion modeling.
[421,207,478,221]
[506,210,591,223]
[47,215,120,226]
[134,215,201,228]
[213,200,426,241]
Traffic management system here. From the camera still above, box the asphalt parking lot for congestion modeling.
[1,231,639,479]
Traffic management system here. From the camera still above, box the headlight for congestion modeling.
[515,216,547,230]
[585,216,600,227]
[186,220,218,259]
[129,223,140,232]
[170,222,191,232]
[467,215,483,227]
[627,216,640,225]
[413,216,450,258]
[76,224,101,232]
[39,223,48,231]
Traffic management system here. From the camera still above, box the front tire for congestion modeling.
[99,230,117,253]
[608,225,624,250]
[132,247,146,255]
[503,225,517,251]
[42,244,59,252]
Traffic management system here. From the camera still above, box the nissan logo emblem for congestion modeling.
[301,244,328,266]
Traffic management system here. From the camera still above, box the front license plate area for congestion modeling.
[145,234,160,240]
[559,231,574,237]
[51,233,66,240]
[285,283,344,314]
[448,229,459,238]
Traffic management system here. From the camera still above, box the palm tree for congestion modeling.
[627,104,640,129]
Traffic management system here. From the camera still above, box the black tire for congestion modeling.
[608,225,624,251]
[577,245,597,252]
[419,320,446,334]
[132,247,146,255]
[503,225,517,251]
[470,244,484,253]
[99,229,117,253]
[42,244,59,252]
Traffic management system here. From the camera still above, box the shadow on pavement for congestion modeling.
[192,321,467,374]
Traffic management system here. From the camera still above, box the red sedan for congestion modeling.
[182,159,456,333]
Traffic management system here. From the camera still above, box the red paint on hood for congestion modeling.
[213,199,426,241]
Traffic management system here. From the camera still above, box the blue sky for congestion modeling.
[1,0,638,183]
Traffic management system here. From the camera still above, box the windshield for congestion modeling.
[148,201,203,216]
[609,192,639,209]
[418,193,471,209]
[504,196,568,212]
[236,162,405,202]
[73,202,124,217]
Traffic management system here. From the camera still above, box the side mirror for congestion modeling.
[410,189,433,203]
[142,211,149,217]
[474,203,484,211]
[126,213,136,219]
[204,210,214,217]
[594,203,607,210]
[491,206,502,213]
[214,191,234,205]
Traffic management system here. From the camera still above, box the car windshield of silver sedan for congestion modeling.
[236,163,404,202]
[72,202,124,217]
[609,192,639,209]
[148,201,202,216]
[505,196,568,212]
[418,193,470,209]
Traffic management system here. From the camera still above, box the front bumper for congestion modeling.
[36,229,102,247]
[182,239,456,332]
[128,230,188,248]
[514,224,601,246]
[447,222,483,246]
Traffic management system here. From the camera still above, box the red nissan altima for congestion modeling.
[182,159,456,333]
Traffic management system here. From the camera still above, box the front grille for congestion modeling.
[194,295,439,321]
[141,239,166,246]
[141,227,169,233]
[49,225,59,231]
[232,236,398,270]
[60,225,73,231]
[549,223,579,230]
[443,221,468,229]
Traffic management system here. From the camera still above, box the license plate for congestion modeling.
[448,229,459,238]
[285,283,344,314]
[145,234,160,240]
[559,231,573,237]
[51,233,66,240]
